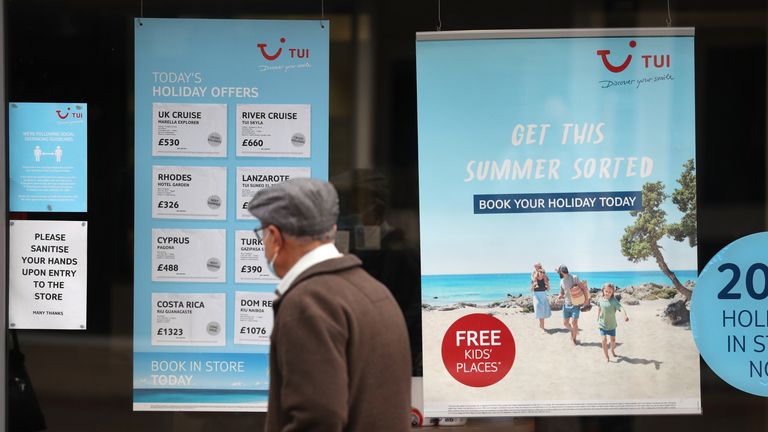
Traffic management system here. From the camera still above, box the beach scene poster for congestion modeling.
[416,29,700,417]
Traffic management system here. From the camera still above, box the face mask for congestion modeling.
[266,249,279,277]
[262,229,280,277]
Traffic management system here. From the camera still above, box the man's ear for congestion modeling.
[268,225,283,247]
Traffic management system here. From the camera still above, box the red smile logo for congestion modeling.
[258,37,286,61]
[596,40,636,73]
[56,107,70,119]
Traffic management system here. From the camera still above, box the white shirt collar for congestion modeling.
[276,243,343,297]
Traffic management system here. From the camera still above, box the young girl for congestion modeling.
[596,283,629,362]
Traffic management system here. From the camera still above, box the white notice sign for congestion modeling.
[234,291,275,345]
[152,103,227,157]
[151,293,226,346]
[236,104,311,158]
[235,230,278,284]
[152,229,226,283]
[236,167,311,219]
[152,165,227,220]
[9,220,88,330]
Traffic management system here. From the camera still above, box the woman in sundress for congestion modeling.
[531,262,552,329]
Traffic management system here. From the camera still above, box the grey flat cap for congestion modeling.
[248,178,339,237]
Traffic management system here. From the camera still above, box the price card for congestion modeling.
[234,291,275,345]
[236,104,311,158]
[152,229,226,283]
[236,167,311,219]
[234,230,277,284]
[151,293,226,346]
[152,103,227,157]
[152,165,227,220]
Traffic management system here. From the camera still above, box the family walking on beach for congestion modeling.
[531,263,629,361]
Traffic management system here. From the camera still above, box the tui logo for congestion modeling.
[596,40,636,73]
[56,107,71,119]
[257,37,310,62]
[258,37,286,61]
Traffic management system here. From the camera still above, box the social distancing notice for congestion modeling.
[9,102,88,212]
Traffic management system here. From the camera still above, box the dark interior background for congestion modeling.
[5,0,768,430]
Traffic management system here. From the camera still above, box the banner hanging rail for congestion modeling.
[417,27,695,41]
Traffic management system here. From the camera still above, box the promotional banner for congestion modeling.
[134,18,328,411]
[9,102,88,212]
[691,232,768,398]
[9,220,88,330]
[417,29,700,416]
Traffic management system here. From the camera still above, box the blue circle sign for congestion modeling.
[691,231,768,396]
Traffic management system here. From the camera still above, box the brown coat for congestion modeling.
[265,254,411,432]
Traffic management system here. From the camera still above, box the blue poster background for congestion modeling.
[134,18,328,411]
[417,34,696,278]
[9,102,88,212]
[417,30,700,416]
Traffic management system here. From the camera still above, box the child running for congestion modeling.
[596,283,629,362]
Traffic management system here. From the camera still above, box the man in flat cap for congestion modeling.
[248,178,411,432]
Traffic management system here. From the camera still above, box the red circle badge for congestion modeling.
[441,313,515,387]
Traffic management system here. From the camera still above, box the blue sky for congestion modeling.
[134,352,269,390]
[417,35,696,275]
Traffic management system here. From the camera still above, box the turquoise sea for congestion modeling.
[134,389,269,404]
[422,270,698,306]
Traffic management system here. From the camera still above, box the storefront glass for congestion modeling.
[4,0,767,430]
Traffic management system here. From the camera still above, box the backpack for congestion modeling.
[569,276,587,306]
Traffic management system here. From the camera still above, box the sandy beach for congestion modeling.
[422,298,700,408]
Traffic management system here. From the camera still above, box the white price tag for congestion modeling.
[152,229,226,283]
[152,166,227,220]
[234,230,278,284]
[236,167,311,219]
[236,104,311,158]
[234,291,275,345]
[152,103,227,157]
[151,293,226,346]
